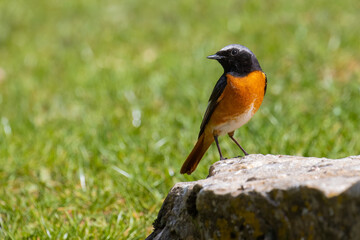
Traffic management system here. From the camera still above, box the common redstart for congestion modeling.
[180,44,267,175]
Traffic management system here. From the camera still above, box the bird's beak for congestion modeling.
[207,53,224,60]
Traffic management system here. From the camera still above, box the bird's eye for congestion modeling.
[231,49,239,56]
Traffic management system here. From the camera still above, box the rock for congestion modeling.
[147,154,360,240]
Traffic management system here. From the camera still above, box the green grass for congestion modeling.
[0,0,359,238]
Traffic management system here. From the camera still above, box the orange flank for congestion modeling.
[206,70,266,136]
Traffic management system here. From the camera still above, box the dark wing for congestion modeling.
[264,74,267,96]
[198,74,227,138]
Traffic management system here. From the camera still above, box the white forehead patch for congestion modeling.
[219,44,253,55]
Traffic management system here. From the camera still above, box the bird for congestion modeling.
[180,44,267,175]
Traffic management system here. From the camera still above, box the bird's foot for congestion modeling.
[237,153,249,158]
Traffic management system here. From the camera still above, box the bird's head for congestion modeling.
[207,44,262,76]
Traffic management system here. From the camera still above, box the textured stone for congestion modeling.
[147,154,360,240]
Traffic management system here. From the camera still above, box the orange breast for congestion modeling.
[207,70,266,133]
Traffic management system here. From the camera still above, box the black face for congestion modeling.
[208,48,262,76]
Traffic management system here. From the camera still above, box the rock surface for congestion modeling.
[147,154,360,240]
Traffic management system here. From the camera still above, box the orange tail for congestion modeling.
[180,133,214,175]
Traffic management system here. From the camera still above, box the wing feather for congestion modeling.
[198,74,227,138]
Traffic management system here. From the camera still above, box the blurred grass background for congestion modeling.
[0,0,359,238]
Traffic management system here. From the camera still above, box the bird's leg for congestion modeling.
[228,132,249,156]
[214,135,226,160]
